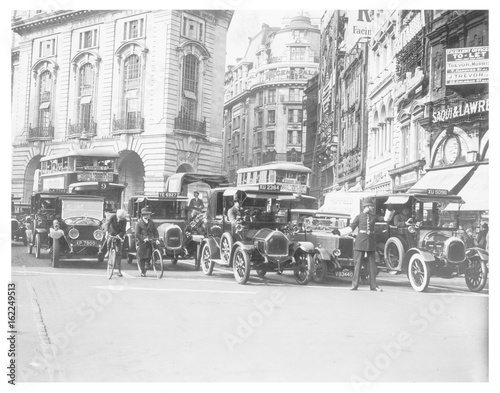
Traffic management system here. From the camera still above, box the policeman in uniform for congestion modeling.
[340,197,394,291]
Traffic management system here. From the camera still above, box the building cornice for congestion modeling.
[12,10,107,33]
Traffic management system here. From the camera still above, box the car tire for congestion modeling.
[233,247,250,284]
[201,243,215,275]
[51,238,60,268]
[293,250,313,285]
[312,254,326,283]
[465,258,488,292]
[256,269,266,278]
[384,237,404,270]
[408,254,430,292]
[34,233,41,259]
[220,232,233,266]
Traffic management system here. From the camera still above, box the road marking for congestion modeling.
[92,285,257,295]
[12,269,104,278]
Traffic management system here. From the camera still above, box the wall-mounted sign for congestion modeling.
[431,98,489,123]
[345,10,373,52]
[446,46,489,85]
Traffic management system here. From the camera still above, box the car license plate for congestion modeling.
[335,269,353,278]
[75,240,97,247]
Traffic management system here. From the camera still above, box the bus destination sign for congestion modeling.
[427,189,448,196]
[77,172,114,182]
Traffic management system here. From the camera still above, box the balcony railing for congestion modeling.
[113,112,144,133]
[28,124,54,140]
[174,115,206,135]
[67,119,96,138]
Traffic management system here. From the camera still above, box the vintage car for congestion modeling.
[35,194,106,267]
[287,209,376,283]
[371,192,488,292]
[124,193,203,269]
[11,201,30,245]
[199,187,315,285]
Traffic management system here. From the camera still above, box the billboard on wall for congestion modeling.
[446,46,489,85]
[345,10,373,51]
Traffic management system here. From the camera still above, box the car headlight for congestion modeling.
[93,230,104,240]
[333,248,341,257]
[68,228,79,239]
[408,226,416,234]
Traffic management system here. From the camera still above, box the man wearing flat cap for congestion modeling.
[340,197,394,291]
[135,207,159,277]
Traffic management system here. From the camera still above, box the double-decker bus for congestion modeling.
[236,163,316,209]
[38,149,125,212]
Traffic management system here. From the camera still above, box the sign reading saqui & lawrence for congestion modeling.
[432,98,489,123]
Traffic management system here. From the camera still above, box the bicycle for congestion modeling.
[107,234,123,279]
[136,238,164,279]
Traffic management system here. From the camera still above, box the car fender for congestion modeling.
[230,241,254,264]
[314,247,332,261]
[466,247,489,262]
[402,248,435,272]
[49,228,65,240]
[293,241,315,254]
[202,237,221,260]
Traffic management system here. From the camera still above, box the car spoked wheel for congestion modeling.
[220,233,233,265]
[293,250,312,285]
[233,247,250,284]
[312,254,326,283]
[152,249,164,279]
[465,258,488,292]
[107,249,116,279]
[201,244,214,275]
[408,254,430,292]
[384,237,404,270]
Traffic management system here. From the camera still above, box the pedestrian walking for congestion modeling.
[476,223,489,249]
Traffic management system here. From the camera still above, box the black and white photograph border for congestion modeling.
[2,0,499,392]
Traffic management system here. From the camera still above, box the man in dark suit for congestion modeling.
[135,207,159,277]
[340,197,393,291]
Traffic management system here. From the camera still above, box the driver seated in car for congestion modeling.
[227,199,241,224]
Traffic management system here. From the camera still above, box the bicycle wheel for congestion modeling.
[107,248,116,279]
[152,249,164,279]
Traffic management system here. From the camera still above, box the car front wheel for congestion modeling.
[233,247,250,284]
[312,254,326,283]
[294,250,312,285]
[465,258,488,292]
[201,243,215,275]
[408,254,430,292]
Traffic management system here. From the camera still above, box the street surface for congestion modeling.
[10,240,488,383]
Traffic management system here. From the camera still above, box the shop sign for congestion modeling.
[432,99,489,123]
[446,46,489,85]
[345,10,373,51]
[400,171,417,185]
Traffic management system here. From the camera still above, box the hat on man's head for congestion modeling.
[193,191,199,196]
[362,197,375,207]
[141,207,152,215]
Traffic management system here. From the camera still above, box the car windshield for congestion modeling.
[147,200,186,219]
[61,199,104,220]
[303,217,347,230]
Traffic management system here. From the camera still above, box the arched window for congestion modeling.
[38,71,52,129]
[78,64,94,132]
[182,54,199,120]
[123,54,141,128]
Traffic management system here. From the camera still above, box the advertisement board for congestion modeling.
[446,46,489,85]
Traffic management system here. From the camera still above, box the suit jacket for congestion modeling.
[350,212,385,251]
[189,198,204,211]
[135,218,159,259]
[107,214,127,237]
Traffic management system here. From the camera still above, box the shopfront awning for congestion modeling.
[408,165,475,194]
[445,164,488,211]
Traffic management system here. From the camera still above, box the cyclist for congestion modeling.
[104,209,127,277]
[135,207,159,277]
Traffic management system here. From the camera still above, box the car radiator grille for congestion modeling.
[266,233,288,257]
[447,240,466,262]
[165,226,183,249]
